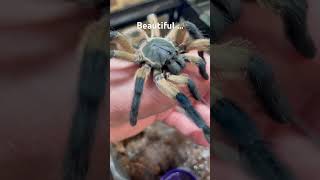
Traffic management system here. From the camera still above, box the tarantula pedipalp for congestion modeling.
[110,14,210,142]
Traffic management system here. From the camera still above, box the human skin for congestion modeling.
[0,0,319,180]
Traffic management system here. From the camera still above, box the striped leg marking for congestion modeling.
[110,50,140,63]
[110,31,135,53]
[166,73,203,102]
[154,70,210,142]
[129,64,151,126]
[182,54,209,80]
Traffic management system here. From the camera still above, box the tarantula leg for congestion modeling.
[64,15,107,180]
[175,55,186,68]
[182,54,209,80]
[186,39,210,52]
[154,70,210,142]
[182,21,205,39]
[247,55,294,123]
[166,21,204,45]
[166,73,203,102]
[213,40,294,123]
[167,60,182,75]
[256,0,316,58]
[147,14,161,37]
[122,28,149,49]
[166,24,187,45]
[166,54,188,75]
[212,39,254,78]
[110,31,135,53]
[129,64,151,126]
[213,39,289,121]
[212,96,294,180]
[110,50,140,63]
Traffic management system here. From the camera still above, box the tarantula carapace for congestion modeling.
[110,14,210,142]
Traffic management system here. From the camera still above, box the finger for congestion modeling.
[273,135,320,180]
[161,103,210,146]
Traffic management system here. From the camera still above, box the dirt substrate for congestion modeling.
[112,122,210,180]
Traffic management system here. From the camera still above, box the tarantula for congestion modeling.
[110,13,210,142]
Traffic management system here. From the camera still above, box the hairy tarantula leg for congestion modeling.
[214,40,320,143]
[130,64,151,126]
[182,54,209,80]
[256,0,316,58]
[147,14,161,37]
[182,21,205,39]
[213,39,294,123]
[167,60,182,75]
[248,55,320,145]
[64,15,107,180]
[212,39,253,78]
[166,24,187,45]
[110,50,139,63]
[166,21,204,46]
[175,55,186,68]
[248,55,294,123]
[166,73,203,102]
[186,39,210,52]
[154,70,210,142]
[110,31,135,54]
[122,28,149,49]
[212,96,295,180]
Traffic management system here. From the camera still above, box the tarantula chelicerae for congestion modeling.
[110,14,210,141]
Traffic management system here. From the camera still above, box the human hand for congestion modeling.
[110,50,210,146]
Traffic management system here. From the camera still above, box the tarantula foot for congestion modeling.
[182,21,204,39]
[176,93,210,143]
[212,98,260,145]
[198,60,209,80]
[213,97,295,180]
[202,126,211,143]
[187,78,202,101]
[247,55,293,123]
